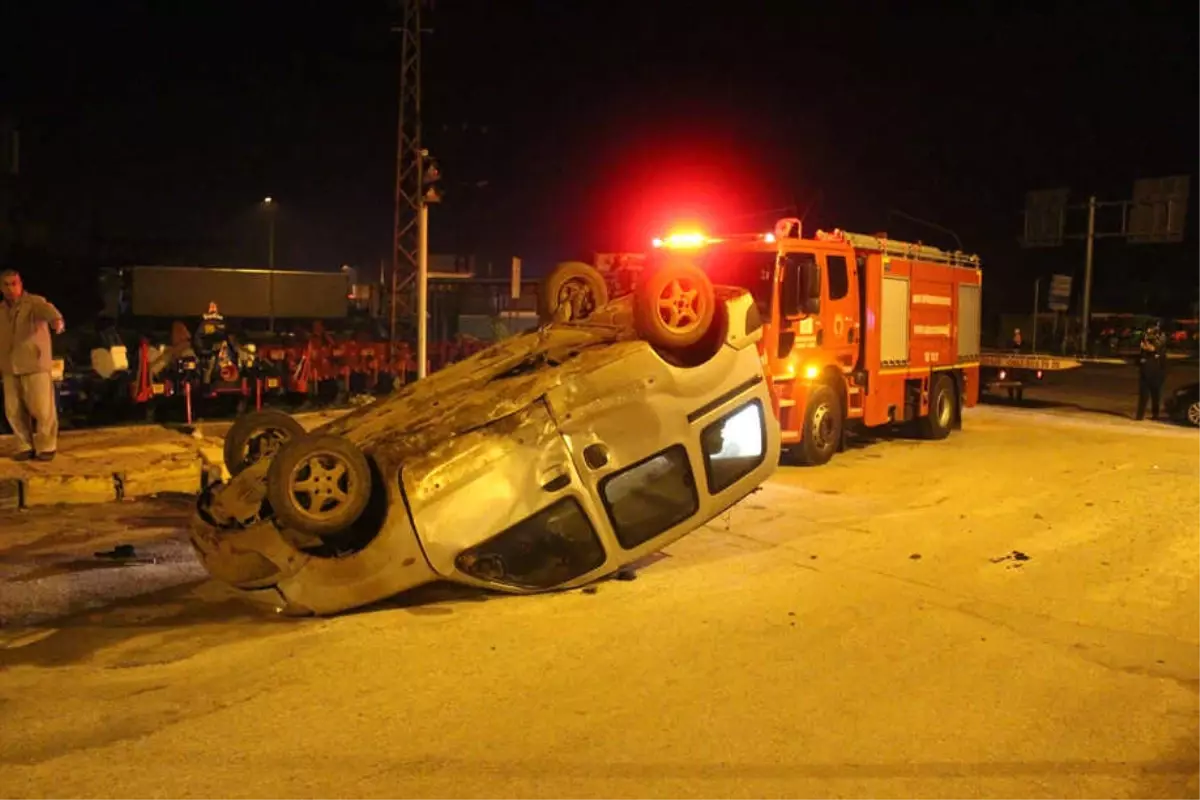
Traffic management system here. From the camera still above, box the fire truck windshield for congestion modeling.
[696,248,774,316]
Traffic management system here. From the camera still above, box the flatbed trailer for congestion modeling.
[979,350,1082,400]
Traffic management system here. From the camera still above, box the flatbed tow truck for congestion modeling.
[979,350,1082,400]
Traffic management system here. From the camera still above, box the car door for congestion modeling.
[398,398,612,591]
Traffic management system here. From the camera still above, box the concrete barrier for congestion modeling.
[21,474,118,507]
[0,426,210,510]
[0,407,357,511]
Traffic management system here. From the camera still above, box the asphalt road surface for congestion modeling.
[0,404,1196,797]
[984,360,1198,421]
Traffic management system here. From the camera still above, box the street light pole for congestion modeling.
[417,200,429,379]
[264,197,276,333]
[1080,195,1096,354]
[1032,277,1040,353]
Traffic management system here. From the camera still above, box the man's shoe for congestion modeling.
[12,451,34,462]
[34,451,56,462]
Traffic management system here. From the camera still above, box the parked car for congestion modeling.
[192,261,781,615]
[1165,382,1200,428]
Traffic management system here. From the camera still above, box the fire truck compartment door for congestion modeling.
[957,284,981,361]
[881,276,910,365]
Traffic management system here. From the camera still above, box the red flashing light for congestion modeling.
[653,231,709,249]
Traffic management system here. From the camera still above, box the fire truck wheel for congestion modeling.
[634,261,716,350]
[796,384,842,466]
[224,409,307,476]
[918,374,956,440]
[267,434,372,538]
[538,262,610,324]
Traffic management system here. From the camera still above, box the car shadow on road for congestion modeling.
[356,556,667,617]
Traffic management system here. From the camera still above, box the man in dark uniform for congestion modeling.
[1135,320,1168,421]
[1009,327,1023,352]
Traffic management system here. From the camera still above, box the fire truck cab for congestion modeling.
[644,218,984,465]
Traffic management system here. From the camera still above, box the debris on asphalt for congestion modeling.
[989,550,1031,564]
[909,553,922,560]
[581,586,598,595]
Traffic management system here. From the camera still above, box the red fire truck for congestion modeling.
[543,217,984,465]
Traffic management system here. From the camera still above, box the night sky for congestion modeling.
[3,0,1197,317]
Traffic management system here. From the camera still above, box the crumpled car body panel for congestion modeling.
[191,290,781,615]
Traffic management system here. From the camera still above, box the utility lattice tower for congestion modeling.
[390,0,424,335]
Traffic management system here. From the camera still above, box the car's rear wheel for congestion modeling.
[267,434,372,537]
[224,409,307,476]
[633,260,716,350]
[537,262,609,324]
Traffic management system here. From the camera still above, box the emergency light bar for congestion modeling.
[652,217,799,249]
[652,231,709,249]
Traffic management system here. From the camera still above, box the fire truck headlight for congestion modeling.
[804,364,820,380]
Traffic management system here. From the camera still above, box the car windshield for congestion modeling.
[696,247,774,316]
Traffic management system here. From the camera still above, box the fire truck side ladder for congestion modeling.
[817,229,982,268]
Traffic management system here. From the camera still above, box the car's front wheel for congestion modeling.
[1187,400,1200,427]
[633,259,716,351]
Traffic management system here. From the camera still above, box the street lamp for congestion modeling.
[416,152,442,380]
[262,197,276,270]
[262,197,276,332]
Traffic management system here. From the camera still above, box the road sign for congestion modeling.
[1047,274,1072,311]
[1021,188,1070,247]
[1128,175,1189,244]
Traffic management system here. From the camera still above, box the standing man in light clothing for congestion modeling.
[0,269,65,461]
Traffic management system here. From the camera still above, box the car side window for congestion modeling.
[700,400,766,494]
[827,255,850,301]
[455,497,606,589]
[599,445,698,549]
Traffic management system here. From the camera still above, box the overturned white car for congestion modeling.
[191,260,781,615]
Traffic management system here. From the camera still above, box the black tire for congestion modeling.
[796,384,842,466]
[633,258,716,350]
[538,261,610,323]
[1187,400,1200,428]
[918,374,956,440]
[267,434,372,537]
[224,409,307,476]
